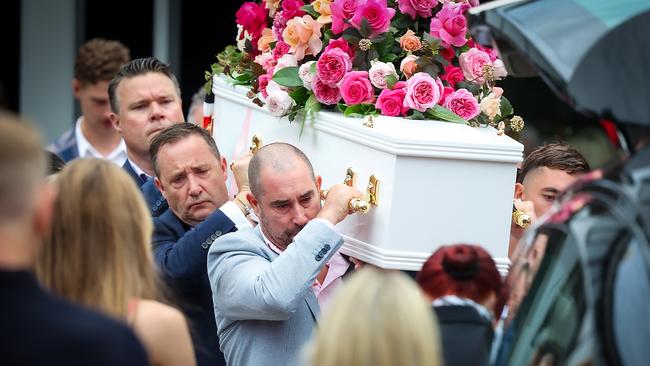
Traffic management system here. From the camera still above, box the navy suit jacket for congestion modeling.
[1,270,148,366]
[123,160,168,217]
[153,207,237,366]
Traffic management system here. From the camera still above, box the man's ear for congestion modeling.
[154,177,167,199]
[72,78,82,99]
[247,192,260,217]
[514,182,526,201]
[110,112,122,133]
[315,175,322,192]
[220,157,228,181]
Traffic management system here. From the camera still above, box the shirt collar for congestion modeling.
[127,158,149,180]
[75,117,127,165]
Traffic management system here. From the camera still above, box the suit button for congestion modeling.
[323,244,331,251]
[201,242,209,249]
[319,248,327,255]
[215,230,222,237]
[315,254,323,261]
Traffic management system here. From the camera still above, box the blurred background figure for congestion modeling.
[509,143,590,258]
[0,113,148,366]
[306,267,442,366]
[48,38,130,165]
[36,159,195,366]
[186,87,206,126]
[416,244,504,366]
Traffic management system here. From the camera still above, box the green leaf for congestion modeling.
[300,4,320,18]
[341,27,361,44]
[385,74,398,89]
[426,105,469,124]
[305,94,321,113]
[360,18,372,39]
[289,87,310,106]
[310,62,317,74]
[500,96,513,117]
[382,53,399,63]
[342,103,376,117]
[272,67,303,87]
[407,110,426,120]
[337,103,348,113]
[366,49,379,64]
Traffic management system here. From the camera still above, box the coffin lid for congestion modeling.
[214,76,523,164]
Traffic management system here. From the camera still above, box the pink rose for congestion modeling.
[459,48,493,84]
[272,13,287,41]
[254,52,277,73]
[312,76,342,105]
[281,0,305,21]
[443,88,480,120]
[330,0,358,34]
[236,2,268,36]
[439,86,454,105]
[429,2,468,47]
[258,73,273,99]
[441,64,464,87]
[400,54,419,79]
[324,38,355,60]
[338,71,375,105]
[493,59,508,79]
[376,82,408,117]
[316,48,352,86]
[272,41,291,60]
[467,39,499,61]
[350,0,395,37]
[398,0,436,19]
[403,72,444,112]
[440,46,456,62]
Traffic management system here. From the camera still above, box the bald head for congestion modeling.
[248,143,315,197]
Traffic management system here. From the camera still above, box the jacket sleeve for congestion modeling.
[207,220,343,321]
[153,209,237,283]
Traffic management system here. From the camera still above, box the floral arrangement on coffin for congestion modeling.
[206,0,524,134]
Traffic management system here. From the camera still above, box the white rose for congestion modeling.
[493,59,508,80]
[480,92,502,120]
[236,25,252,52]
[265,81,295,117]
[369,59,398,89]
[299,61,316,90]
[273,54,298,75]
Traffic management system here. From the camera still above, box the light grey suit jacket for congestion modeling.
[207,219,343,366]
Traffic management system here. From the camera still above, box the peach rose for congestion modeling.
[398,29,422,52]
[313,0,332,24]
[282,15,323,61]
[257,28,276,53]
[400,55,419,79]
[480,92,501,120]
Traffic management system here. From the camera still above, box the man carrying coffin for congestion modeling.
[150,123,252,366]
[208,143,362,366]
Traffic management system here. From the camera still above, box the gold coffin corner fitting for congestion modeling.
[250,134,263,154]
[320,168,379,214]
[513,209,531,229]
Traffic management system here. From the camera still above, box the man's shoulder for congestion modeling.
[153,209,184,236]
[209,227,267,255]
[7,290,148,365]
[47,128,78,162]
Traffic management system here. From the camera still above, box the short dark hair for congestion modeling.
[248,143,315,197]
[149,123,220,177]
[108,57,180,113]
[74,38,130,85]
[518,143,590,183]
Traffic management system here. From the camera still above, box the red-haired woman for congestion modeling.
[416,244,504,366]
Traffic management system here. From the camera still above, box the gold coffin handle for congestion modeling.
[250,134,263,154]
[320,168,379,214]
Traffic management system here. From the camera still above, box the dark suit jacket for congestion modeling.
[0,269,148,366]
[123,160,168,217]
[153,208,237,366]
[47,127,78,162]
[434,305,494,366]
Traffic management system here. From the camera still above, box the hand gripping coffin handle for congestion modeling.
[321,168,379,214]
[249,134,263,154]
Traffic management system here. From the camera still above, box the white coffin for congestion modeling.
[212,76,523,273]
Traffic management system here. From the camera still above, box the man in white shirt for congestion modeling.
[48,38,129,165]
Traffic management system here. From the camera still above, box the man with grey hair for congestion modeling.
[0,113,148,365]
[108,57,184,216]
[208,142,361,366]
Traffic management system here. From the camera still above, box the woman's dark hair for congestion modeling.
[416,244,503,315]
